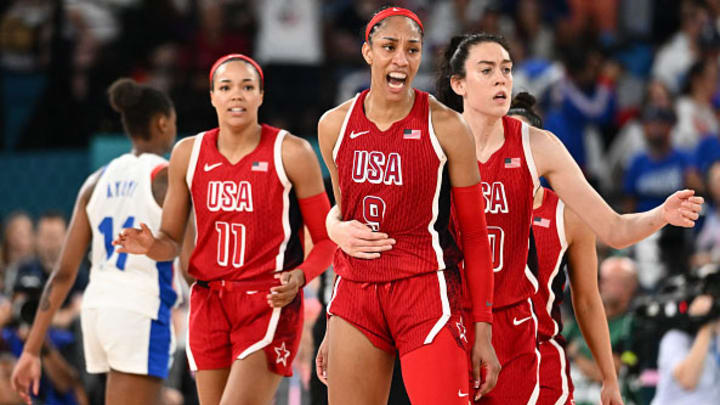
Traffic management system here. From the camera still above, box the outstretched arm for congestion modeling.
[114,137,193,260]
[564,206,623,405]
[532,127,703,248]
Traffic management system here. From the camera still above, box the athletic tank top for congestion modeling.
[84,153,178,321]
[532,189,569,341]
[332,89,461,282]
[186,125,304,281]
[479,116,540,308]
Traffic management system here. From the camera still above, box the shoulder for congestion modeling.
[79,166,106,206]
[428,97,473,145]
[318,97,355,136]
[281,132,316,161]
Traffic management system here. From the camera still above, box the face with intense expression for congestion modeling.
[451,41,513,118]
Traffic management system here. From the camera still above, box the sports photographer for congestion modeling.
[651,293,720,404]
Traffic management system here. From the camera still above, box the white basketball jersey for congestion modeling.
[84,153,178,321]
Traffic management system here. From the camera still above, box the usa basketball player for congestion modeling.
[113,54,336,404]
[316,7,499,405]
[436,33,701,404]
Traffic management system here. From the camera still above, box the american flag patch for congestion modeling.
[403,129,421,139]
[533,217,550,228]
[504,157,521,168]
[251,161,268,172]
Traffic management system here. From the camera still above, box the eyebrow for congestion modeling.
[478,59,513,65]
[380,36,421,43]
[218,78,255,83]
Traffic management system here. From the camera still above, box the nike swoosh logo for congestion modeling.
[513,316,533,326]
[458,390,469,397]
[204,162,222,172]
[246,290,258,295]
[349,130,370,139]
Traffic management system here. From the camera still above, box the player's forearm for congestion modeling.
[146,231,182,261]
[325,205,342,245]
[24,270,76,355]
[572,292,618,385]
[606,208,666,249]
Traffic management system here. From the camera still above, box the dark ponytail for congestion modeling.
[435,32,511,113]
[108,78,173,140]
[508,92,543,128]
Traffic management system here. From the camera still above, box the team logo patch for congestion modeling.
[504,157,521,168]
[533,217,550,228]
[403,129,421,140]
[274,342,291,366]
[251,161,268,172]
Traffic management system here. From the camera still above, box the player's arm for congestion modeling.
[114,137,193,260]
[564,206,623,405]
[430,99,499,397]
[532,126,703,248]
[11,169,100,403]
[267,135,337,308]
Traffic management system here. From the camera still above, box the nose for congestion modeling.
[494,70,506,86]
[391,49,409,67]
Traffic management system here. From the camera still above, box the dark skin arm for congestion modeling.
[10,169,99,404]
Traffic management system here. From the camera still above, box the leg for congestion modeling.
[327,316,395,405]
[196,369,230,405]
[105,370,163,405]
[401,328,470,405]
[218,350,283,405]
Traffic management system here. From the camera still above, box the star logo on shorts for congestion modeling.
[274,342,291,366]
[456,318,468,343]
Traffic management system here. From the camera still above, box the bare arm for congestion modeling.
[11,170,100,403]
[532,126,703,248]
[317,104,349,212]
[114,138,193,260]
[565,206,623,404]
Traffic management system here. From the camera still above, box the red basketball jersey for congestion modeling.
[479,116,540,308]
[186,125,304,281]
[332,89,461,282]
[532,188,569,341]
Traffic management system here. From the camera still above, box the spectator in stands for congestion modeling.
[565,257,638,405]
[651,294,720,404]
[693,160,720,267]
[674,58,720,151]
[1,212,34,295]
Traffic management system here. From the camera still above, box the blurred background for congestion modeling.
[2,0,720,404]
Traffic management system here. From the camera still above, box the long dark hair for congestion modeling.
[108,78,173,141]
[435,33,511,113]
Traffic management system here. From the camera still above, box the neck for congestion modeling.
[364,88,415,126]
[217,121,262,163]
[131,138,166,156]
[462,108,505,153]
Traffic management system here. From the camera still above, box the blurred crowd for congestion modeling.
[3,0,720,404]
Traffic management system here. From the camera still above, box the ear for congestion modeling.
[210,90,217,109]
[156,114,168,132]
[450,75,466,97]
[361,42,373,66]
[258,90,264,108]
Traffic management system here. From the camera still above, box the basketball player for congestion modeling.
[316,7,499,405]
[508,94,623,405]
[11,78,179,405]
[435,33,702,404]
[113,54,336,404]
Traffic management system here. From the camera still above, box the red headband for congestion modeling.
[209,53,264,87]
[364,7,424,43]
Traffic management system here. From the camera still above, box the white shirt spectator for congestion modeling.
[652,33,697,94]
[255,0,323,65]
[673,96,719,151]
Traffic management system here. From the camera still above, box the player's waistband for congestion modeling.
[195,275,280,295]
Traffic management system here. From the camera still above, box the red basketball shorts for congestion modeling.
[186,278,303,376]
[537,335,574,405]
[477,298,540,405]
[327,267,468,356]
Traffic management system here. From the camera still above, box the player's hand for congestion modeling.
[315,331,329,385]
[112,222,155,254]
[600,379,624,405]
[472,322,500,401]
[662,189,703,227]
[11,351,41,405]
[268,269,305,308]
[328,220,395,259]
